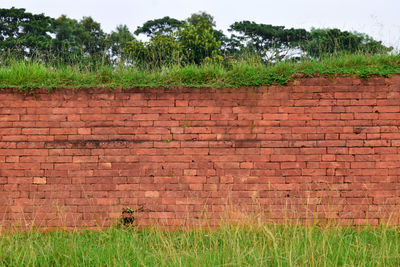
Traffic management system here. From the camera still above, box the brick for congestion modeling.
[39,115,67,121]
[340,133,367,140]
[288,114,312,121]
[349,147,374,154]
[238,113,262,120]
[292,127,317,134]
[312,113,340,120]
[180,176,206,184]
[33,177,47,184]
[0,115,19,121]
[263,114,288,120]
[364,140,390,147]
[78,128,91,135]
[354,113,378,120]
[307,134,324,140]
[271,155,296,162]
[317,140,346,147]
[351,162,375,169]
[273,148,300,154]
[50,128,77,135]
[380,113,400,120]
[279,107,304,113]
[374,106,400,113]
[133,114,159,120]
[340,113,354,120]
[21,128,49,135]
[281,162,306,169]
[300,148,326,154]
[294,100,319,106]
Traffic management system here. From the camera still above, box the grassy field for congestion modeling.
[0,224,399,266]
[0,53,399,91]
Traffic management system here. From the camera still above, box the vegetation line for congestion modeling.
[0,53,399,91]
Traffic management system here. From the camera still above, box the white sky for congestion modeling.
[1,0,400,49]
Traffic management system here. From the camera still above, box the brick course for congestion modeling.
[1,76,400,228]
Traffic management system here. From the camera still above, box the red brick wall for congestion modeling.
[1,76,400,228]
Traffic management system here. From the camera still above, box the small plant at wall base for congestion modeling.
[120,206,136,226]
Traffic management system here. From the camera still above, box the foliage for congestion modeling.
[187,11,215,28]
[299,28,392,58]
[228,21,309,61]
[52,16,109,68]
[187,12,228,54]
[126,12,222,68]
[108,24,135,64]
[0,7,54,58]
[178,20,221,64]
[124,35,183,68]
[75,17,108,61]
[134,16,184,37]
[51,15,85,65]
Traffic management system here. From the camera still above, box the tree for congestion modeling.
[129,12,223,67]
[51,15,83,63]
[51,15,108,65]
[187,11,215,28]
[228,21,309,61]
[299,28,391,58]
[134,16,184,37]
[108,24,135,64]
[75,16,107,61]
[0,7,54,58]
[178,19,221,64]
[187,11,228,52]
[124,35,183,68]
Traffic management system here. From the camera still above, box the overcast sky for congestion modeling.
[2,0,400,49]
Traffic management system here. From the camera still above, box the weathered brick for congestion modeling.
[271,155,296,162]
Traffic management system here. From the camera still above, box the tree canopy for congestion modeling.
[299,28,391,57]
[0,7,54,57]
[228,21,309,61]
[134,16,184,37]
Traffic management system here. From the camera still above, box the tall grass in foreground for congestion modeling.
[0,224,399,266]
[0,53,399,90]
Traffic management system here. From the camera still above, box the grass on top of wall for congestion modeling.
[0,53,399,92]
[0,223,400,266]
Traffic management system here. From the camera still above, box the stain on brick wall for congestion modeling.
[1,76,400,228]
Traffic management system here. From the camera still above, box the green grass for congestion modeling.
[0,224,399,266]
[0,53,399,91]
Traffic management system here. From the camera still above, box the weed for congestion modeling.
[182,121,190,129]
[120,206,136,227]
